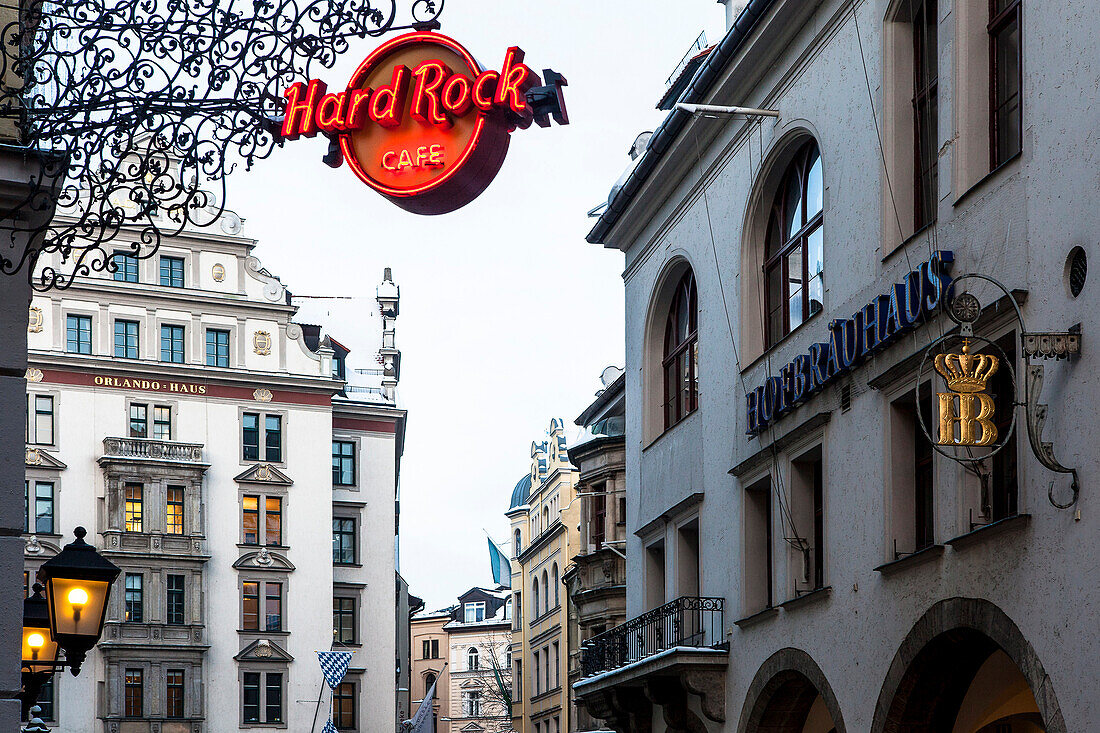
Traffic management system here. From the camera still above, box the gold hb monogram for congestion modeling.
[933,340,1000,447]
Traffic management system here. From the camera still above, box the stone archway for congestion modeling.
[737,648,845,733]
[871,597,1066,733]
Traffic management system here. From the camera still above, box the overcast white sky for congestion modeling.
[227,1,726,609]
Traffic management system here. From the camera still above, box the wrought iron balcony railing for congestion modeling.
[102,437,204,463]
[581,596,725,678]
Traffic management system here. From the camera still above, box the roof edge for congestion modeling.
[587,0,778,245]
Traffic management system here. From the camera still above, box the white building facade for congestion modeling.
[576,0,1099,732]
[23,204,406,733]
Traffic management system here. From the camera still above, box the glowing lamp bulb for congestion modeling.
[68,588,89,607]
[27,632,45,649]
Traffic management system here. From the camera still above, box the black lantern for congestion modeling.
[37,527,120,675]
[20,584,60,719]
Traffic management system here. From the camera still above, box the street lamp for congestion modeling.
[20,584,60,720]
[36,526,120,675]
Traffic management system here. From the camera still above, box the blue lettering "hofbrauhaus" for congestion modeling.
[746,250,954,436]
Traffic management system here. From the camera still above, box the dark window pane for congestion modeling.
[265,673,283,723]
[243,673,261,723]
[125,573,143,623]
[265,415,282,462]
[242,413,259,461]
[167,574,185,625]
[333,518,356,565]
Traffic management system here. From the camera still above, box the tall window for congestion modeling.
[113,252,139,282]
[66,314,92,354]
[551,564,559,608]
[243,413,282,461]
[265,673,283,723]
[34,676,54,721]
[153,406,171,440]
[114,320,139,359]
[989,334,1018,522]
[160,324,185,363]
[167,574,185,625]
[334,597,356,644]
[332,440,356,486]
[533,649,541,694]
[513,528,522,558]
[333,518,356,565]
[989,0,1022,167]
[590,485,606,549]
[265,582,282,631]
[206,329,230,367]
[125,574,143,622]
[467,646,479,670]
[243,672,283,724]
[662,270,698,428]
[913,0,938,229]
[243,581,282,631]
[166,670,185,718]
[242,496,282,545]
[166,486,184,535]
[422,639,439,659]
[124,669,143,717]
[159,256,185,287]
[541,570,549,615]
[24,481,54,534]
[334,682,356,730]
[129,404,148,438]
[461,690,481,717]
[464,601,485,623]
[27,394,54,445]
[764,141,824,346]
[744,478,773,612]
[125,483,143,532]
[532,579,539,620]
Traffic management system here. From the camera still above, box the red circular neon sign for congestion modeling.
[279,32,566,215]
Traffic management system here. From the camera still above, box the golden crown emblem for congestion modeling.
[934,340,999,393]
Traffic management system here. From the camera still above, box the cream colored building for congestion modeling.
[506,420,579,733]
[23,198,406,732]
[444,589,513,733]
[410,608,451,730]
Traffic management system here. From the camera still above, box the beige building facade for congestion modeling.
[410,609,451,731]
[506,420,579,733]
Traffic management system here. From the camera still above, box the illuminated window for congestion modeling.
[334,682,355,730]
[124,574,143,623]
[242,496,259,545]
[160,324,185,363]
[167,574,185,625]
[242,582,260,630]
[27,394,54,445]
[662,270,699,427]
[66,314,92,354]
[243,495,282,546]
[125,483,143,532]
[159,256,184,288]
[266,497,282,545]
[989,0,1022,167]
[764,141,823,347]
[124,669,143,717]
[240,580,287,633]
[166,669,185,718]
[165,486,184,535]
[114,320,139,359]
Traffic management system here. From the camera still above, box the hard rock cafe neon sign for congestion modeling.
[279,31,569,214]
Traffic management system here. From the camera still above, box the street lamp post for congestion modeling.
[35,527,120,676]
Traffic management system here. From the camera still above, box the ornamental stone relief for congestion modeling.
[28,306,42,332]
[253,330,272,355]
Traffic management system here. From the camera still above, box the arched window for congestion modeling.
[467,646,480,671]
[542,506,550,530]
[513,528,521,558]
[663,270,698,429]
[551,563,559,607]
[424,672,436,695]
[532,579,540,618]
[764,140,823,347]
[541,570,550,614]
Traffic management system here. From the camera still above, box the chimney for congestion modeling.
[376,268,401,402]
[719,0,748,30]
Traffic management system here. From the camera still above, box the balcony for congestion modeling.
[101,437,204,463]
[574,597,729,733]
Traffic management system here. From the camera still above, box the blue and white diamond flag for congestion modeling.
[322,719,338,733]
[317,650,353,690]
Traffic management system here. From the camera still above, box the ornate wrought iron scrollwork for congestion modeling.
[0,0,444,290]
